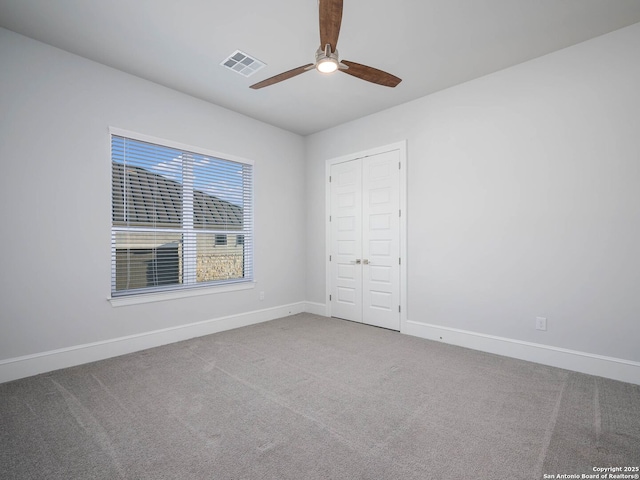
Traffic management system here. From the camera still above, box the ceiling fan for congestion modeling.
[250,0,402,89]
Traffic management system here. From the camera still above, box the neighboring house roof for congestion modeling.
[112,163,243,229]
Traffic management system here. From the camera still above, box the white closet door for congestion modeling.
[362,150,400,330]
[330,150,400,331]
[330,159,363,323]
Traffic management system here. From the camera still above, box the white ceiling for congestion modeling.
[2,0,640,135]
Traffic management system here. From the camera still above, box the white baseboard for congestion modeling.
[403,320,640,385]
[6,306,636,386]
[0,302,306,384]
[304,301,328,316]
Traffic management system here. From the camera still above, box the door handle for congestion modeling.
[363,259,370,265]
[350,259,362,265]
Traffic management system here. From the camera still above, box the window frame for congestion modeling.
[108,127,255,306]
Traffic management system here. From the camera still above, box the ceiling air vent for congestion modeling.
[221,50,266,77]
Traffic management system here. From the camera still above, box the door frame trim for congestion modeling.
[325,141,408,332]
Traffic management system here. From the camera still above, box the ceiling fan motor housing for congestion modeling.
[315,44,341,73]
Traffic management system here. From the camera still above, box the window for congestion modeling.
[215,234,228,246]
[111,131,253,297]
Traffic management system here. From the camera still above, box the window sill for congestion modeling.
[108,282,256,307]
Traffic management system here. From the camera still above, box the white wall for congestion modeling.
[306,24,640,367]
[0,28,306,372]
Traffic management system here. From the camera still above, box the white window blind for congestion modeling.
[111,133,253,297]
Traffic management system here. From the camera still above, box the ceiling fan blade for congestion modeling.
[319,0,343,52]
[340,60,402,87]
[249,64,314,89]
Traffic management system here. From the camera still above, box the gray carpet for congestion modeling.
[1,314,639,479]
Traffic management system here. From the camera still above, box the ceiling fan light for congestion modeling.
[316,57,339,74]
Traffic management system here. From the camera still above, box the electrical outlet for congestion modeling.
[259,291,265,301]
[535,316,547,331]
